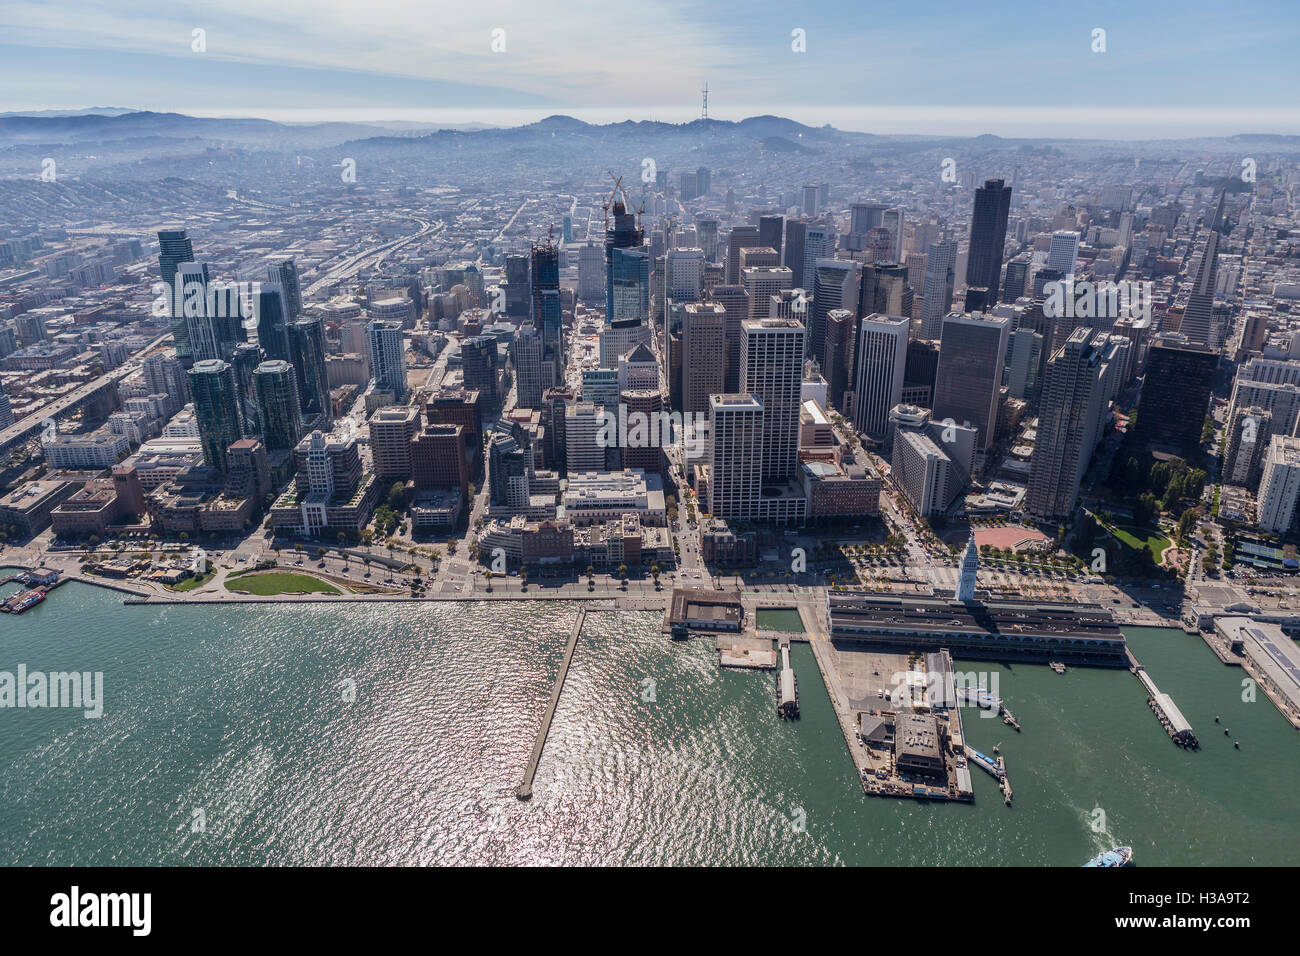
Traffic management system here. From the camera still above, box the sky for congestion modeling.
[2,0,1299,138]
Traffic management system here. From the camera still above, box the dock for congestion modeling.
[1127,648,1198,748]
[776,642,799,718]
[963,744,1014,806]
[516,607,587,800]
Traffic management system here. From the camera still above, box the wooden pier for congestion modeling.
[516,608,587,800]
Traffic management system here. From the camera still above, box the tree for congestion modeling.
[617,564,628,589]
[519,566,528,588]
[485,569,494,591]
[651,564,661,588]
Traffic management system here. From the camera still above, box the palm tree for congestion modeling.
[519,565,529,589]
[586,565,595,591]
[485,569,494,592]
[617,564,628,590]
[651,564,661,589]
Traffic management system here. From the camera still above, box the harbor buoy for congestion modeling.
[1234,741,1240,749]
[1215,715,1220,723]
[1224,728,1230,736]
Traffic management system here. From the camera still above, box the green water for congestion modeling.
[756,608,805,632]
[0,575,1297,865]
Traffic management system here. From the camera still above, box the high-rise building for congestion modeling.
[1180,192,1226,348]
[666,247,705,301]
[742,265,793,322]
[741,318,804,482]
[783,219,809,289]
[515,326,549,409]
[0,383,13,429]
[682,302,727,415]
[1046,231,1081,279]
[266,257,303,320]
[800,226,837,299]
[368,404,420,481]
[252,359,303,452]
[810,260,859,369]
[759,215,785,259]
[932,312,1011,453]
[1004,328,1044,402]
[158,229,196,366]
[505,254,531,319]
[823,309,857,412]
[288,317,331,428]
[801,185,820,216]
[461,335,500,406]
[1025,329,1112,521]
[565,402,606,473]
[255,284,291,363]
[1133,333,1216,453]
[707,393,764,520]
[230,342,263,437]
[188,359,243,473]
[919,238,957,339]
[965,179,1012,302]
[620,389,665,476]
[1257,435,1300,534]
[710,284,750,393]
[367,320,407,397]
[725,225,760,285]
[608,246,649,322]
[531,240,562,358]
[851,314,909,440]
[577,241,605,305]
[605,200,643,317]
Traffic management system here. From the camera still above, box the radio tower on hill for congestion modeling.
[701,83,708,120]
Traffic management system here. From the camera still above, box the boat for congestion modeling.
[1,589,46,614]
[1083,846,1133,867]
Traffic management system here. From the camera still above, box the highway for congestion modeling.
[303,217,438,297]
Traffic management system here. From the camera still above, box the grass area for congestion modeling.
[224,572,340,596]
[166,568,217,592]
[1108,524,1172,560]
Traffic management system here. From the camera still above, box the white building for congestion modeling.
[1257,434,1300,533]
[852,313,909,440]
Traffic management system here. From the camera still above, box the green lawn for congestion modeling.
[166,568,217,592]
[1108,524,1172,560]
[224,572,340,596]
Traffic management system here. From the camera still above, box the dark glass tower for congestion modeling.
[604,201,642,321]
[189,359,243,473]
[288,317,331,429]
[531,240,562,363]
[965,179,1013,303]
[231,342,263,438]
[266,258,303,320]
[1133,334,1217,454]
[255,285,291,363]
[253,359,304,451]
[157,229,195,367]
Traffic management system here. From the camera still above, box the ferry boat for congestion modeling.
[955,685,1001,710]
[1083,846,1133,867]
[1,589,46,614]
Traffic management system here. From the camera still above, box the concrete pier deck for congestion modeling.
[516,607,587,800]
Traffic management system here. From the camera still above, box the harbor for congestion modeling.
[1128,648,1199,748]
[0,567,64,614]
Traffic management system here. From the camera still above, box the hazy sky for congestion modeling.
[3,0,1299,136]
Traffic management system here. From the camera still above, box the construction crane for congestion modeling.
[603,171,645,233]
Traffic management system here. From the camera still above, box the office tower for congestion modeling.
[708,393,764,520]
[608,246,649,322]
[932,312,1011,453]
[1003,257,1031,303]
[919,238,958,339]
[823,309,857,411]
[253,359,303,452]
[682,302,727,415]
[577,241,604,305]
[515,326,548,409]
[158,229,196,366]
[1223,405,1271,488]
[679,170,699,201]
[1133,333,1216,453]
[617,342,658,393]
[565,402,606,473]
[858,263,912,319]
[696,218,720,262]
[1004,328,1043,401]
[0,384,12,428]
[891,428,958,517]
[618,389,665,475]
[562,215,573,243]
[882,208,905,263]
[368,404,420,481]
[412,423,469,494]
[205,280,250,361]
[864,227,895,264]
[759,215,784,259]
[965,179,1013,302]
[266,257,303,320]
[800,226,837,297]
[176,261,215,363]
[1181,192,1225,347]
[600,317,650,370]
[726,225,760,284]
[696,167,711,196]
[1032,266,1065,300]
[461,335,499,406]
[741,318,804,482]
[850,202,886,235]
[1025,329,1111,521]
[739,246,780,270]
[531,240,562,356]
[810,259,860,369]
[288,317,331,427]
[255,284,291,363]
[709,284,750,393]
[783,219,808,289]
[605,199,643,315]
[367,319,407,396]
[742,266,793,320]
[188,359,243,473]
[667,247,705,301]
[505,254,531,319]
[1257,435,1300,533]
[581,367,620,409]
[1046,231,1081,279]
[801,185,820,216]
[851,314,909,440]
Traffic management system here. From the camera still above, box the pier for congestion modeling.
[516,607,587,800]
[964,744,1014,806]
[1128,649,1198,748]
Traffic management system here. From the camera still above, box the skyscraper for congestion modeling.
[1046,231,1082,279]
[605,200,642,318]
[255,284,291,363]
[919,238,957,340]
[1025,329,1111,521]
[742,266,793,320]
[1133,333,1216,453]
[852,314,909,440]
[367,319,407,396]
[932,312,1011,453]
[741,318,804,483]
[158,228,196,367]
[189,358,243,473]
[710,284,750,393]
[682,302,727,415]
[783,219,809,289]
[800,226,837,299]
[726,225,760,285]
[266,257,303,320]
[288,317,331,428]
[515,325,550,409]
[707,393,764,520]
[1180,192,1226,347]
[505,254,531,319]
[810,260,860,369]
[531,240,562,357]
[253,359,303,452]
[759,214,785,259]
[965,179,1012,302]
